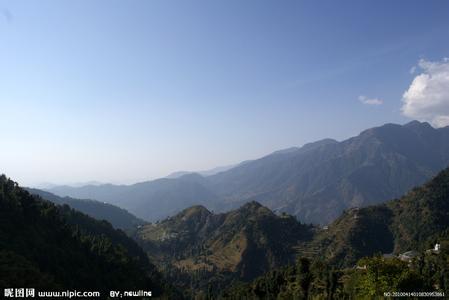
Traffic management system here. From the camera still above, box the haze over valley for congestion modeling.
[45,121,449,225]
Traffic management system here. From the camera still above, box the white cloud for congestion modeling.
[402,58,449,128]
[358,95,383,105]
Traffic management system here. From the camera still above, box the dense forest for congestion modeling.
[0,175,178,298]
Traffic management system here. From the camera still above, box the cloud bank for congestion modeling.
[402,58,449,128]
[359,95,383,105]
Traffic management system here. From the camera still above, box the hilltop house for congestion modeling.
[426,243,441,254]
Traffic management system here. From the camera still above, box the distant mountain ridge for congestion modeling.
[206,121,449,224]
[166,164,238,179]
[47,121,449,224]
[25,188,145,231]
[47,174,221,221]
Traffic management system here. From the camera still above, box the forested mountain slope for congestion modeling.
[0,175,176,297]
[26,188,144,231]
[136,201,313,294]
[313,166,449,267]
[223,167,449,299]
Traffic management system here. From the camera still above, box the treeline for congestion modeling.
[222,241,449,299]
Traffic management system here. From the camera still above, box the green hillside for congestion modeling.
[0,175,176,297]
[223,167,449,299]
[136,201,313,296]
[313,167,449,267]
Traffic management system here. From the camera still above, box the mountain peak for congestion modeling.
[178,172,205,181]
[242,200,263,209]
[179,205,211,218]
[404,120,434,130]
[301,138,338,150]
[239,201,273,216]
[270,147,300,155]
[404,120,431,127]
[357,121,435,140]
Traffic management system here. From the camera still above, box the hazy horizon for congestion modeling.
[1,0,449,186]
[16,119,445,188]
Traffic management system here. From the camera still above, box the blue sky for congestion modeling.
[1,0,448,186]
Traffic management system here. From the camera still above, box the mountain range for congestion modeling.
[2,144,449,297]
[137,166,449,297]
[46,121,449,225]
